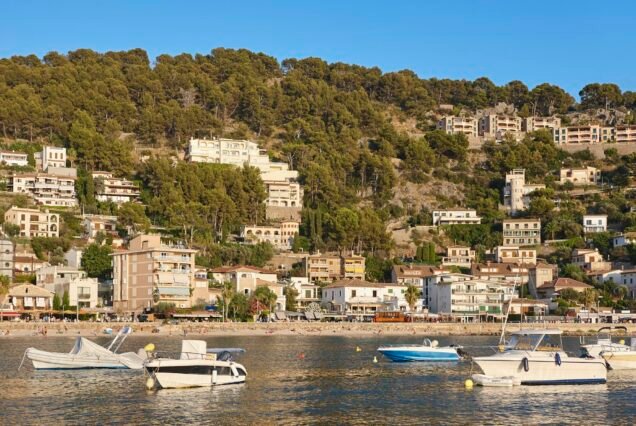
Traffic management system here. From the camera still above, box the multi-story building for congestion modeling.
[8,171,77,207]
[553,125,613,144]
[614,125,636,143]
[0,239,14,280]
[209,265,285,310]
[503,169,545,214]
[241,221,299,251]
[82,214,119,239]
[263,179,303,208]
[92,172,141,204]
[441,246,475,268]
[111,234,197,313]
[528,263,557,298]
[304,252,366,283]
[4,206,59,238]
[36,266,99,309]
[4,284,54,316]
[186,137,288,172]
[479,114,522,140]
[502,219,541,246]
[34,146,67,171]
[431,209,481,226]
[0,151,28,167]
[423,273,515,320]
[522,116,562,133]
[391,264,444,288]
[288,276,321,310]
[322,280,422,315]
[559,166,601,185]
[471,262,530,285]
[436,116,478,138]
[583,214,607,233]
[571,248,611,272]
[534,277,592,299]
[494,246,537,265]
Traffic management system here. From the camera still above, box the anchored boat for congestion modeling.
[144,340,247,389]
[25,326,144,370]
[377,338,463,362]
[472,329,607,386]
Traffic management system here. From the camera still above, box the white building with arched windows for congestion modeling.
[240,221,299,251]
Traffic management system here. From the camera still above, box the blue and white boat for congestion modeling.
[377,338,462,362]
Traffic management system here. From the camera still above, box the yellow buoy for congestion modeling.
[619,339,625,345]
[145,377,155,390]
[356,346,362,352]
[498,344,505,353]
[465,379,474,389]
[373,356,378,363]
[144,343,155,352]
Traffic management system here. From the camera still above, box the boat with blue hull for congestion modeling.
[377,339,462,362]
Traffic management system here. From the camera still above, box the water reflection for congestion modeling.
[0,335,634,424]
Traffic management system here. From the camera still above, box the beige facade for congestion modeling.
[494,246,537,265]
[263,179,303,208]
[241,221,299,251]
[304,252,365,283]
[502,219,541,246]
[479,114,522,140]
[614,125,636,143]
[8,171,77,207]
[559,167,600,185]
[391,264,444,287]
[437,116,478,138]
[523,116,562,133]
[36,266,99,308]
[5,284,54,313]
[14,253,48,274]
[112,235,197,313]
[209,266,285,310]
[571,248,611,272]
[0,239,14,280]
[503,169,545,214]
[553,125,613,144]
[441,246,475,268]
[432,209,481,226]
[528,263,557,298]
[4,206,59,238]
[92,172,141,204]
[82,214,119,239]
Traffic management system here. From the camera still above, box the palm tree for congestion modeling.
[582,288,599,310]
[404,284,421,312]
[217,281,234,322]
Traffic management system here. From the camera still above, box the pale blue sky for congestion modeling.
[2,0,635,96]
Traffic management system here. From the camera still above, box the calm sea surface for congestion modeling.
[0,334,634,425]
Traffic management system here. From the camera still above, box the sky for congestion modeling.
[2,0,636,96]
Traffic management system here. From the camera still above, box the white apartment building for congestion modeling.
[4,206,59,238]
[288,276,321,310]
[35,146,67,171]
[503,169,545,214]
[92,172,141,204]
[494,246,537,265]
[263,179,303,208]
[614,125,636,143]
[502,219,541,246]
[571,248,611,272]
[424,273,515,320]
[441,246,475,268]
[437,116,478,138]
[8,171,77,207]
[479,114,522,140]
[112,235,197,312]
[322,280,422,315]
[186,137,288,172]
[36,266,99,309]
[523,116,562,133]
[432,209,481,226]
[559,166,600,185]
[553,125,613,144]
[583,214,607,233]
[0,151,28,167]
[241,221,299,251]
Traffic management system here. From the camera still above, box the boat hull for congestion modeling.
[474,352,607,385]
[26,348,134,370]
[377,346,460,362]
[602,352,636,370]
[145,360,247,389]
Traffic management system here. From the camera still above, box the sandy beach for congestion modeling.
[1,321,634,338]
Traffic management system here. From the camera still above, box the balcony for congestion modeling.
[154,255,192,263]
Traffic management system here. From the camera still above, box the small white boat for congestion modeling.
[472,329,607,386]
[25,326,144,370]
[144,340,247,389]
[580,326,631,359]
[377,339,463,362]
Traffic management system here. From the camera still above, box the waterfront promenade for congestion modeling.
[1,321,634,338]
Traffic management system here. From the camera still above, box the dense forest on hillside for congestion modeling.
[2,48,636,263]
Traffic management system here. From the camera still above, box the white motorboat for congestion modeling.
[580,326,631,359]
[25,326,144,370]
[472,329,607,386]
[377,339,463,362]
[144,340,247,389]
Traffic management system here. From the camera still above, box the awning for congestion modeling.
[157,287,190,296]
[0,311,20,317]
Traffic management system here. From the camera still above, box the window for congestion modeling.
[372,290,377,297]
[351,290,357,297]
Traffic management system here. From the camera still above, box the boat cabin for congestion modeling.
[505,330,563,352]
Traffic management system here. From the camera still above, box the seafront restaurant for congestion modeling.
[1,284,55,320]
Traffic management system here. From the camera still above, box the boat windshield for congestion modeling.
[507,333,562,351]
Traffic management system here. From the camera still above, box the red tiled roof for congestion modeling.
[539,277,592,290]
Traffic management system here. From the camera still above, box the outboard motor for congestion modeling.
[217,351,233,362]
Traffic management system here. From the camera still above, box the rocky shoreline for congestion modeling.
[1,321,634,338]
